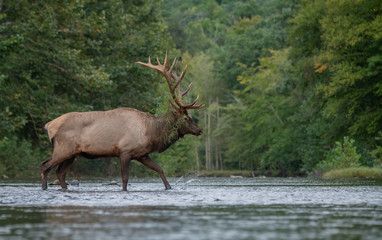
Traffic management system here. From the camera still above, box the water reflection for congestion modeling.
[1,204,382,240]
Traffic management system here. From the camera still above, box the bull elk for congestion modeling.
[40,53,204,191]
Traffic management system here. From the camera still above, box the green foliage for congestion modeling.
[371,131,382,168]
[316,137,361,173]
[163,0,381,177]
[313,1,382,144]
[219,48,305,176]
[0,137,40,178]
[163,0,228,54]
[153,136,199,177]
[162,0,297,175]
[256,0,381,177]
[0,0,173,178]
[0,0,172,139]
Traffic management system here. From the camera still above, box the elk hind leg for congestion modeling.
[56,157,75,189]
[138,155,171,190]
[40,157,53,190]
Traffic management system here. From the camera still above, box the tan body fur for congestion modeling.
[46,108,152,158]
[40,107,201,191]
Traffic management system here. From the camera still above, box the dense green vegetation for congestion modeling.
[1,0,381,178]
[0,0,173,177]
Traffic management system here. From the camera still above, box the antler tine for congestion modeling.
[137,53,177,103]
[190,103,206,109]
[173,65,187,89]
[170,62,205,110]
[136,56,163,73]
[186,95,200,107]
[182,82,192,96]
[156,52,168,69]
[180,95,205,109]
[137,52,204,111]
[168,99,180,111]
[169,57,177,75]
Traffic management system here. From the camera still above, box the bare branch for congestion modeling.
[43,62,68,73]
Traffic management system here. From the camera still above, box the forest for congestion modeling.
[0,0,381,178]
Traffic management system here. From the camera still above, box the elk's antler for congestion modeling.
[137,52,205,112]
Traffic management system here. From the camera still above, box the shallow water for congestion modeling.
[1,177,382,239]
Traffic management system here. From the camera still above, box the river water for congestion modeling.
[0,177,381,240]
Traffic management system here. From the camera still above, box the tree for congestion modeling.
[0,0,172,177]
[288,0,382,170]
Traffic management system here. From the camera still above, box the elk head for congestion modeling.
[137,53,204,137]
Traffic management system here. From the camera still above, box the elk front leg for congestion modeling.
[138,155,172,190]
[56,157,75,189]
[119,153,131,191]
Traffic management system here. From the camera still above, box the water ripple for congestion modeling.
[1,178,382,240]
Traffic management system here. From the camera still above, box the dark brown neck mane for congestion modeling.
[146,112,181,153]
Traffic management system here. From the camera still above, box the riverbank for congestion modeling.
[322,167,382,179]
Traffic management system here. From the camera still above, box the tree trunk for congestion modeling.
[204,110,211,171]
[207,99,212,170]
[216,97,223,170]
[195,145,200,171]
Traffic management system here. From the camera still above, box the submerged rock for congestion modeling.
[48,180,59,185]
[102,181,118,186]
[71,179,80,186]
[102,181,123,186]
[230,175,243,179]
[48,179,69,185]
